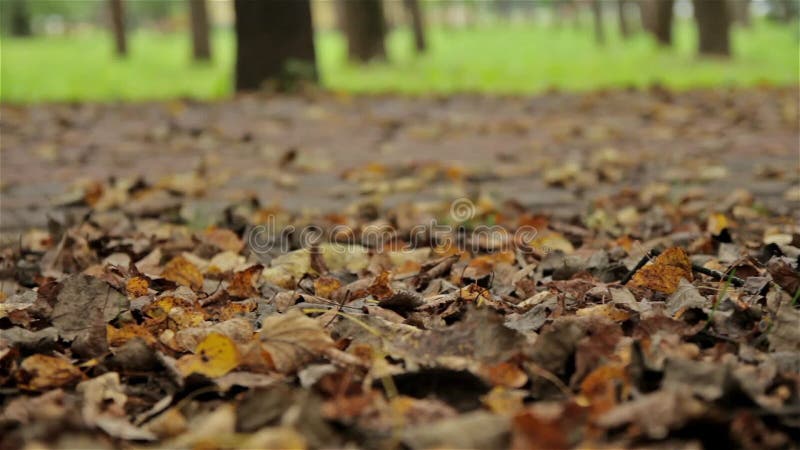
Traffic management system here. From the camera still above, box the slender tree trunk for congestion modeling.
[341,0,387,62]
[189,0,211,61]
[591,0,605,44]
[729,0,750,27]
[8,0,33,37]
[404,0,427,52]
[618,0,630,38]
[233,0,317,92]
[108,0,127,57]
[693,0,731,56]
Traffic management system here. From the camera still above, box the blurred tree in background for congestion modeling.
[0,0,797,102]
[233,0,316,91]
[341,0,388,62]
[694,0,731,55]
[188,0,211,61]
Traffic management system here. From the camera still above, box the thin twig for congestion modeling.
[692,264,745,287]
[621,249,661,285]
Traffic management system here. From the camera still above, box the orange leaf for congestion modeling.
[162,256,203,291]
[126,276,150,298]
[484,362,528,388]
[314,276,342,299]
[629,247,693,294]
[227,264,263,298]
[366,271,393,301]
[106,323,157,347]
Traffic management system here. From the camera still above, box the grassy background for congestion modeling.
[1,20,797,103]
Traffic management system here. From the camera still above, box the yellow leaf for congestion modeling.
[162,256,203,291]
[176,333,240,378]
[126,276,150,298]
[629,247,693,294]
[706,213,731,236]
[529,232,574,254]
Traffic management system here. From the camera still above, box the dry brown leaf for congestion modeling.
[107,323,157,347]
[17,354,84,390]
[200,228,244,253]
[483,362,529,388]
[259,309,334,373]
[162,256,203,291]
[313,276,342,299]
[576,304,631,322]
[227,264,263,298]
[629,247,693,294]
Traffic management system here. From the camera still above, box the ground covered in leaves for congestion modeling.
[0,87,799,449]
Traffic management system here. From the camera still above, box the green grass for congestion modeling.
[1,20,797,103]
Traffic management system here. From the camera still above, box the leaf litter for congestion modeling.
[0,88,799,449]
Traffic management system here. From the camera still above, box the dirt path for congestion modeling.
[1,87,798,233]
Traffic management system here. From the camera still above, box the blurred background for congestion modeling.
[0,0,797,103]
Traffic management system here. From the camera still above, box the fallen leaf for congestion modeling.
[259,309,334,373]
[227,264,263,298]
[162,256,203,291]
[126,276,151,298]
[17,354,84,390]
[629,247,693,294]
[176,332,240,378]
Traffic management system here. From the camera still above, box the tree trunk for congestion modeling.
[233,0,317,92]
[592,0,605,44]
[189,0,211,61]
[8,0,33,37]
[108,0,127,57]
[776,0,799,22]
[646,0,673,46]
[341,0,387,62]
[404,0,426,52]
[729,0,750,27]
[693,0,730,56]
[618,0,630,38]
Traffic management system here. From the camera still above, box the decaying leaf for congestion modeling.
[227,264,263,298]
[259,309,334,373]
[126,276,151,298]
[17,354,84,390]
[162,256,204,291]
[629,247,693,294]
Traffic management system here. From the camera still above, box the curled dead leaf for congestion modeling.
[628,247,692,294]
